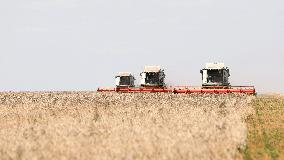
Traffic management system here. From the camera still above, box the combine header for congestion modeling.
[98,63,256,95]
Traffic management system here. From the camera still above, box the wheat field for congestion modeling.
[0,92,254,160]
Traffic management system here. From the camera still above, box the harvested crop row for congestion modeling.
[0,92,254,160]
[241,94,284,159]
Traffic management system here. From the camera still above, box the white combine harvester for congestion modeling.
[200,62,230,88]
[98,63,256,94]
[140,66,165,87]
[115,72,135,88]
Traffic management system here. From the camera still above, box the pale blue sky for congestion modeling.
[1,0,283,93]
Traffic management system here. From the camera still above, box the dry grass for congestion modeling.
[0,92,254,160]
[241,94,284,160]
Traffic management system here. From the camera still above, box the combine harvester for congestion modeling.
[98,63,256,95]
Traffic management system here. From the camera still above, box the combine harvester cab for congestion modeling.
[115,72,135,88]
[140,66,166,88]
[200,62,230,88]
